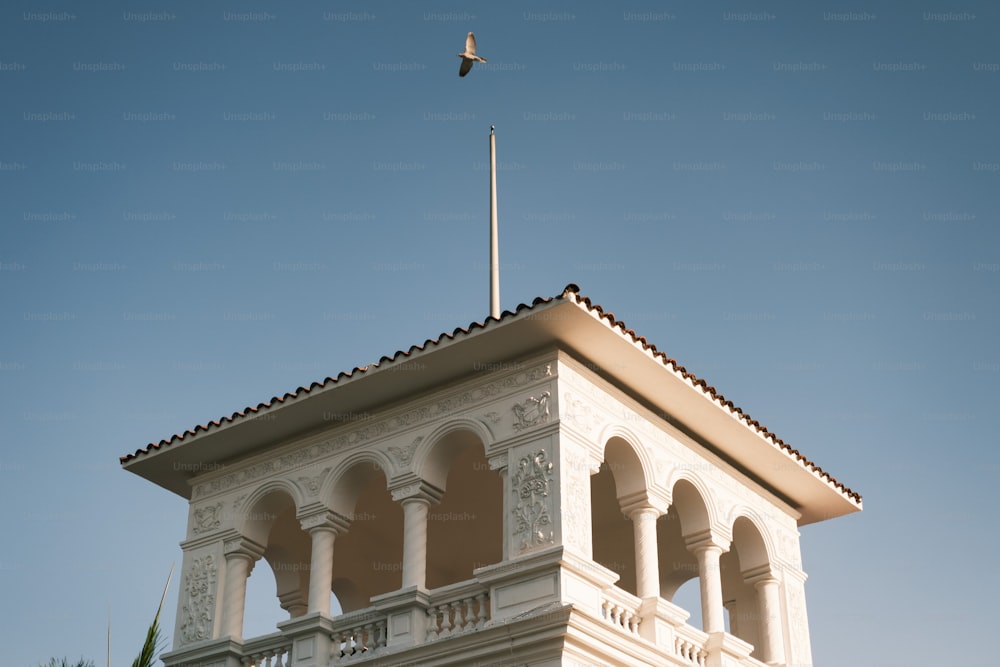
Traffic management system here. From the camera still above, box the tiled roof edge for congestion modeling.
[559,285,861,505]
[121,283,862,506]
[119,292,560,465]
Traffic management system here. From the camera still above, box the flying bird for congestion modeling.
[457,32,487,77]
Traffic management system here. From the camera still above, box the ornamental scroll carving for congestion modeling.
[297,467,330,497]
[388,437,422,468]
[563,452,589,553]
[179,555,217,645]
[192,503,223,534]
[512,449,555,552]
[563,392,600,434]
[512,392,551,432]
[786,578,811,660]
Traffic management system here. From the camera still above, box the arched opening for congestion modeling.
[658,478,716,631]
[589,436,650,596]
[239,488,311,636]
[425,429,502,589]
[329,459,403,613]
[590,461,635,593]
[671,577,704,630]
[723,515,776,659]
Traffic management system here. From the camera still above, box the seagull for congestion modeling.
[457,32,487,77]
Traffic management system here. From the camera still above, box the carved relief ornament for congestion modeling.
[192,502,223,534]
[512,392,551,431]
[511,449,555,551]
[179,555,217,645]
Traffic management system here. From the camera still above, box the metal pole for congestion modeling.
[489,125,500,319]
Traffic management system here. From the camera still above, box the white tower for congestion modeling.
[122,285,861,667]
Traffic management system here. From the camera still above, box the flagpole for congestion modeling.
[489,125,500,319]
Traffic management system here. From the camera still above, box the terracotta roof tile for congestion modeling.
[121,283,861,504]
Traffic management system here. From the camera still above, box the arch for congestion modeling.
[596,425,658,502]
[324,450,393,519]
[236,483,313,633]
[730,512,775,576]
[588,430,658,597]
[656,477,719,604]
[414,418,495,490]
[669,477,715,540]
[238,479,304,544]
[420,424,503,589]
[326,459,402,612]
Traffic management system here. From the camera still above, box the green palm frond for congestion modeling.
[131,565,174,667]
[39,659,94,667]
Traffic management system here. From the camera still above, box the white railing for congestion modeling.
[672,623,709,666]
[600,586,641,636]
[426,580,490,639]
[241,632,292,667]
[330,608,388,663]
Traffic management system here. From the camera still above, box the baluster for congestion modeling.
[363,623,375,651]
[375,619,387,648]
[475,593,488,627]
[426,607,440,639]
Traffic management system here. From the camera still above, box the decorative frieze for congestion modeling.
[193,362,554,499]
[511,449,555,552]
[179,554,217,645]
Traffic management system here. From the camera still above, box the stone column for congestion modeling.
[221,537,265,641]
[750,575,786,665]
[279,590,308,618]
[723,598,738,637]
[686,535,728,634]
[391,482,442,590]
[488,453,509,561]
[627,505,662,600]
[299,511,349,615]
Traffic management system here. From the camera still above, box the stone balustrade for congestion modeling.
[240,633,293,667]
[672,625,710,666]
[600,585,642,636]
[163,574,774,667]
[329,609,388,663]
[425,579,490,639]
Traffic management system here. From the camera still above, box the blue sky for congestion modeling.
[1,1,997,665]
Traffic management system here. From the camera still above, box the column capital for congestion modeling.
[222,536,265,561]
[683,530,730,554]
[742,564,781,587]
[618,491,669,518]
[390,479,444,504]
[298,508,350,534]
